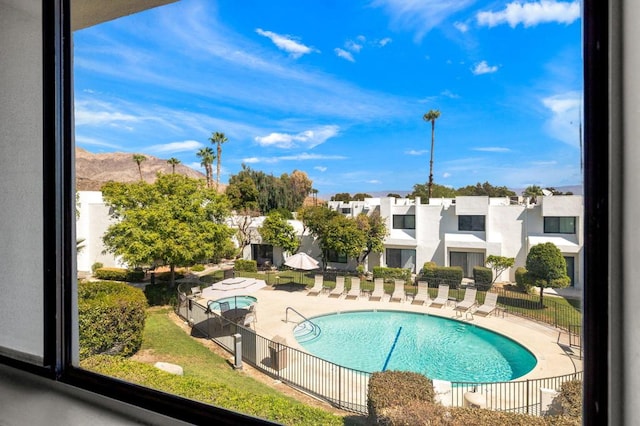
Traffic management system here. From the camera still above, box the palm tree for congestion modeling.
[422,110,441,200]
[196,147,215,188]
[209,131,228,191]
[166,157,181,174]
[132,154,146,181]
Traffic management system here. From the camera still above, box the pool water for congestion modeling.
[294,310,537,382]
[208,295,257,310]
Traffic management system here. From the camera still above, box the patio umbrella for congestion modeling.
[201,277,267,301]
[284,252,320,286]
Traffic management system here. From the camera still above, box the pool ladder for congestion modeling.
[286,307,321,340]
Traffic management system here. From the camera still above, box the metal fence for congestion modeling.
[176,294,582,416]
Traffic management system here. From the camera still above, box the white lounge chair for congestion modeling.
[412,281,430,305]
[329,276,345,298]
[346,277,361,299]
[390,280,405,302]
[455,287,478,316]
[190,286,202,298]
[474,292,499,317]
[307,274,324,296]
[370,278,385,301]
[430,284,449,308]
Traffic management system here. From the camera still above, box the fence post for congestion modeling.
[526,379,530,414]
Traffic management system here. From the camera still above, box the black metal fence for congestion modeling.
[176,294,582,416]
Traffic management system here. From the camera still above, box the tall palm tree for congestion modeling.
[132,154,146,181]
[196,147,215,188]
[167,157,181,174]
[209,131,228,192]
[422,110,441,200]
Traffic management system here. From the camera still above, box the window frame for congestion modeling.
[543,216,577,234]
[392,214,416,229]
[326,249,348,263]
[0,1,610,424]
[458,215,485,232]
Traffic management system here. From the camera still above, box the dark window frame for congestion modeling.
[326,249,347,263]
[458,215,485,231]
[544,216,576,234]
[392,214,416,229]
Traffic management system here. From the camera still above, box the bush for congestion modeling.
[234,259,258,272]
[155,270,186,282]
[373,266,412,283]
[190,264,205,272]
[421,265,463,288]
[78,281,147,360]
[515,266,534,293]
[144,283,177,307]
[368,370,435,424]
[473,266,493,290]
[94,267,145,282]
[91,262,103,274]
[555,379,582,418]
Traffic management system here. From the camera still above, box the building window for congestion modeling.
[393,215,415,229]
[544,217,576,234]
[340,207,351,214]
[326,250,347,263]
[450,251,485,278]
[458,215,485,231]
[386,248,416,272]
[251,244,273,266]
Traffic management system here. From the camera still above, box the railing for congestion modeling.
[285,306,321,339]
[176,293,583,416]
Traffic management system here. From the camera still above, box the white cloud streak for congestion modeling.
[472,60,499,75]
[254,125,340,149]
[477,1,581,28]
[405,149,428,155]
[147,140,204,153]
[472,147,511,152]
[542,91,582,146]
[335,48,355,62]
[242,153,347,164]
[314,166,328,172]
[255,28,317,58]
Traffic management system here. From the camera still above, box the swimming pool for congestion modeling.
[294,310,537,383]
[207,295,257,310]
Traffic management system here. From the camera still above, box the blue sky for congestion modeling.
[73,0,583,196]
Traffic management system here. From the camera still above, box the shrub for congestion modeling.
[190,264,205,272]
[155,270,186,282]
[78,281,147,360]
[515,266,534,293]
[144,283,177,307]
[234,259,258,272]
[91,262,103,274]
[94,267,145,282]
[372,266,412,283]
[368,370,435,424]
[555,379,582,418]
[421,265,463,288]
[473,266,493,290]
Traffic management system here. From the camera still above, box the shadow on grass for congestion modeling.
[273,283,308,292]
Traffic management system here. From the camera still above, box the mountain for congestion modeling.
[75,147,226,192]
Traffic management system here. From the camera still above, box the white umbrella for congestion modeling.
[284,252,319,270]
[201,277,267,300]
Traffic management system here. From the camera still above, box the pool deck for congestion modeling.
[238,285,581,381]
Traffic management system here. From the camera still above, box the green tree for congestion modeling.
[101,174,233,286]
[409,182,456,202]
[196,147,215,188]
[132,154,146,181]
[525,242,570,305]
[422,109,441,200]
[209,131,228,192]
[355,211,388,266]
[331,192,351,202]
[457,181,516,197]
[386,193,402,198]
[352,193,372,201]
[166,157,181,174]
[320,215,366,269]
[485,255,515,284]
[259,211,300,255]
[523,185,544,197]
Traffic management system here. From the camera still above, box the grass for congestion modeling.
[83,307,350,425]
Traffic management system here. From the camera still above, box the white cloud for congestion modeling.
[454,21,469,32]
[442,172,452,178]
[477,1,581,28]
[314,166,328,172]
[75,136,123,150]
[441,89,460,99]
[406,149,428,155]
[335,48,355,62]
[372,0,475,41]
[255,28,316,58]
[472,60,499,75]
[254,125,340,149]
[75,101,140,126]
[345,40,363,52]
[367,180,381,184]
[472,147,511,152]
[542,91,582,146]
[378,37,393,47]
[242,153,347,164]
[243,157,261,164]
[147,140,204,153]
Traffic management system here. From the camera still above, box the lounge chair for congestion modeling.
[329,276,345,298]
[307,274,324,296]
[430,284,449,308]
[455,287,478,316]
[474,292,499,317]
[190,286,202,299]
[346,277,361,299]
[370,278,385,301]
[412,281,430,305]
[390,280,405,302]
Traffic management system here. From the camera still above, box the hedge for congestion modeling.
[515,266,534,293]
[78,281,147,360]
[234,259,258,272]
[144,283,177,307]
[372,266,412,283]
[420,264,463,288]
[473,266,493,289]
[368,370,435,424]
[94,267,145,282]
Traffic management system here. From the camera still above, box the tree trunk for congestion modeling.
[539,286,545,306]
[170,264,176,288]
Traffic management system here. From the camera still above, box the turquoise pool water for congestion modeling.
[208,295,257,310]
[294,310,537,382]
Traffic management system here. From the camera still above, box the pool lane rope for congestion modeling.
[382,326,403,371]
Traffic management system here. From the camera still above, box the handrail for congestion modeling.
[286,306,321,336]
